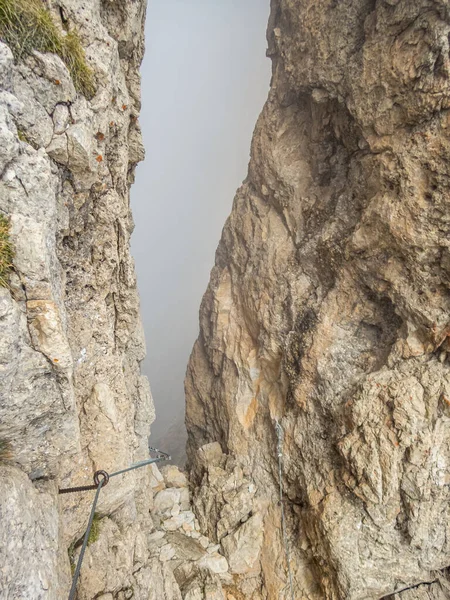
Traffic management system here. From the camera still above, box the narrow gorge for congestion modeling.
[1,1,450,600]
[0,0,227,597]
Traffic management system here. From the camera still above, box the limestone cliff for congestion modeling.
[0,0,153,596]
[186,1,450,599]
[0,2,231,599]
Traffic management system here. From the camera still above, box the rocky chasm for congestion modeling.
[2,1,450,600]
[0,0,232,598]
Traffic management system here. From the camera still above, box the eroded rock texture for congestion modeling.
[0,2,231,599]
[0,0,152,596]
[186,1,450,599]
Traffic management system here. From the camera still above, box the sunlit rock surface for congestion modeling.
[186,1,450,599]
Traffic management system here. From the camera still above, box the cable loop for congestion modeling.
[59,448,171,599]
[93,470,110,487]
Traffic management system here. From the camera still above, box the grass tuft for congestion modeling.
[68,541,76,575]
[87,513,101,545]
[0,438,13,461]
[0,215,13,288]
[0,0,95,98]
[17,128,27,142]
[68,513,102,574]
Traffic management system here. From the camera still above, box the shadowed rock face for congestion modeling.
[186,1,450,598]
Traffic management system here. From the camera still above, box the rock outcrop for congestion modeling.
[76,462,231,600]
[186,1,450,599]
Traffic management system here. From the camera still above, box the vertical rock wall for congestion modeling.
[186,1,450,599]
[0,1,154,597]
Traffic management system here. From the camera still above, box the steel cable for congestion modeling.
[68,476,105,600]
[60,447,170,600]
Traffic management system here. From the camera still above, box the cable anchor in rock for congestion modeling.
[59,447,171,600]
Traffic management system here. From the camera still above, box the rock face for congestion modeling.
[0,0,152,596]
[186,1,450,599]
[76,463,230,600]
[0,2,231,599]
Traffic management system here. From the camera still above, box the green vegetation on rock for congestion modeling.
[87,513,101,545]
[0,215,13,288]
[0,0,95,97]
[68,513,102,574]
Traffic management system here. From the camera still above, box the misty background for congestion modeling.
[131,0,271,462]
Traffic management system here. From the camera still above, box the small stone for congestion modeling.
[163,514,188,531]
[149,463,165,492]
[46,133,68,164]
[159,543,176,562]
[198,553,229,574]
[67,123,94,172]
[163,510,195,531]
[147,530,165,545]
[160,464,188,488]
[221,513,264,575]
[52,104,70,134]
[196,442,224,470]
[153,488,181,517]
[179,486,190,510]
[199,536,209,549]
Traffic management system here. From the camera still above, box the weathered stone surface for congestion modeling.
[0,1,232,599]
[175,563,226,600]
[163,511,196,532]
[134,559,183,600]
[0,466,60,599]
[46,132,69,164]
[0,1,159,598]
[161,464,189,488]
[386,578,450,600]
[198,553,229,576]
[0,104,19,173]
[52,103,70,135]
[221,513,264,575]
[149,462,166,492]
[154,488,182,517]
[164,532,206,562]
[186,1,450,599]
